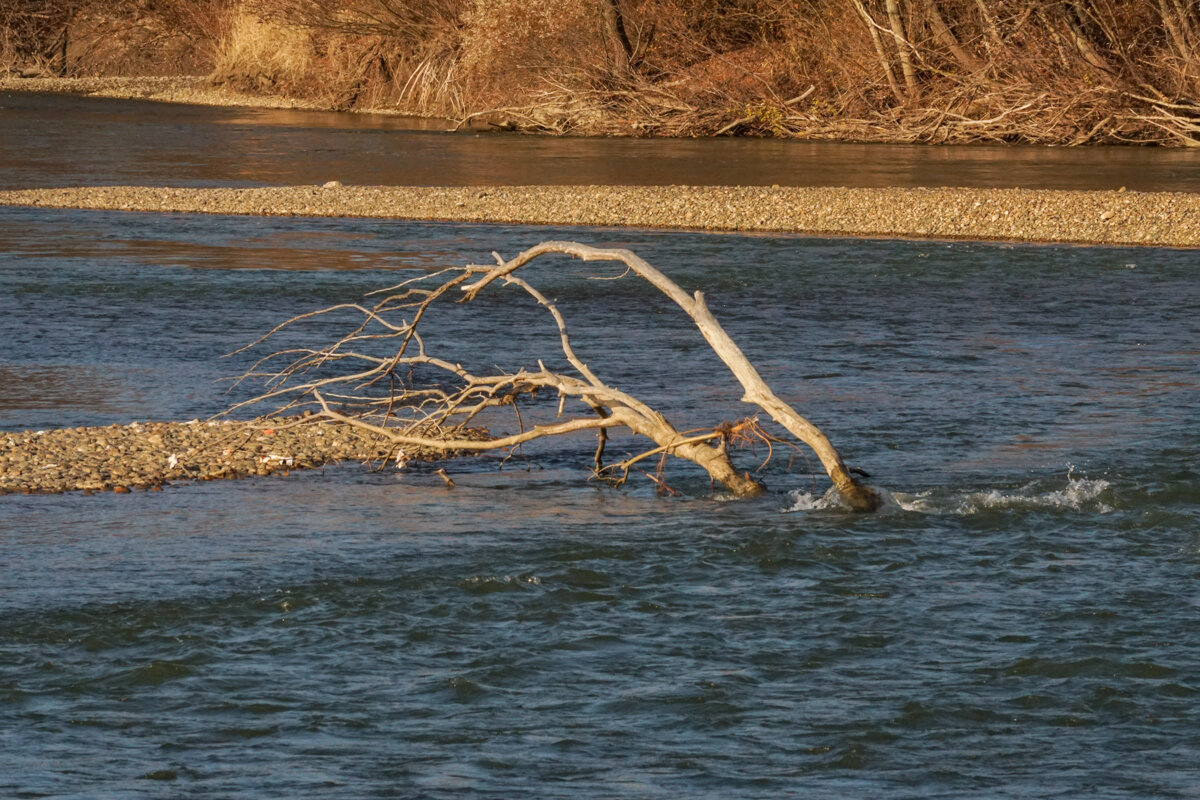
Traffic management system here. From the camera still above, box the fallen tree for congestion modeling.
[231,241,881,511]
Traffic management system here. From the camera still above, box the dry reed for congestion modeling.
[5,0,1199,144]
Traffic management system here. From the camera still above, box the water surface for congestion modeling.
[5,91,1200,191]
[1,207,1198,797]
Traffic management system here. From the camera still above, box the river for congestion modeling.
[5,91,1200,190]
[1,93,1199,799]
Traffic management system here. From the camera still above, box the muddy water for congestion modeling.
[5,91,1200,190]
[2,204,1199,797]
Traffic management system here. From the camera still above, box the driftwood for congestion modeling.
[232,242,880,511]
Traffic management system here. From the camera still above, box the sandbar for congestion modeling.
[2,184,1197,247]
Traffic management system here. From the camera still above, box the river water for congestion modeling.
[2,95,1199,798]
[6,91,1200,190]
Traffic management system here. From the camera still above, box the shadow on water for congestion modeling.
[1,206,1198,798]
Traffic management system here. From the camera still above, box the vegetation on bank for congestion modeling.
[4,0,1200,144]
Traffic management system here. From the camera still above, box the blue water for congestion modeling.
[1,207,1199,798]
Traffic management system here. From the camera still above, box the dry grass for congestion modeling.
[5,0,1199,144]
[210,9,313,94]
[208,0,470,113]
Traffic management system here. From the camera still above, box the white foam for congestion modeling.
[956,474,1112,514]
[783,487,839,512]
[783,469,1114,515]
[783,485,910,513]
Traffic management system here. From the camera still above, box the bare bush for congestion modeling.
[2,0,231,76]
[16,0,1190,144]
[1,0,76,73]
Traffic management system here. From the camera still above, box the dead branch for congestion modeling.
[234,242,880,510]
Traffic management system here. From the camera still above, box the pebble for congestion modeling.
[0,416,487,495]
[0,185,1196,247]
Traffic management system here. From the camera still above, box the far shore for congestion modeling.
[0,74,452,121]
[1,184,1198,248]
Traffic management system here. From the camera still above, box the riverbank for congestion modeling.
[2,184,1198,248]
[0,75,332,111]
[0,416,483,494]
[9,2,1198,145]
[0,75,456,122]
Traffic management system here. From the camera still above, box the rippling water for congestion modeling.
[2,207,1198,797]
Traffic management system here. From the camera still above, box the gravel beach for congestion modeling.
[2,184,1198,247]
[0,75,326,110]
[0,416,484,495]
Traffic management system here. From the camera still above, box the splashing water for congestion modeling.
[782,485,913,513]
[785,469,1114,515]
[952,474,1113,514]
[782,486,844,512]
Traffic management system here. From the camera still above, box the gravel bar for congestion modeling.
[0,75,325,110]
[2,184,1198,247]
[0,416,484,495]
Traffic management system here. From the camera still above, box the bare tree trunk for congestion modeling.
[973,0,1003,49]
[1036,6,1075,70]
[852,0,905,103]
[1160,0,1197,63]
[600,0,633,72]
[1052,1,1111,71]
[885,0,919,99]
[924,0,979,70]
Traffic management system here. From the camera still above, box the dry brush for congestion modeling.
[7,0,1199,145]
[244,0,1200,144]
